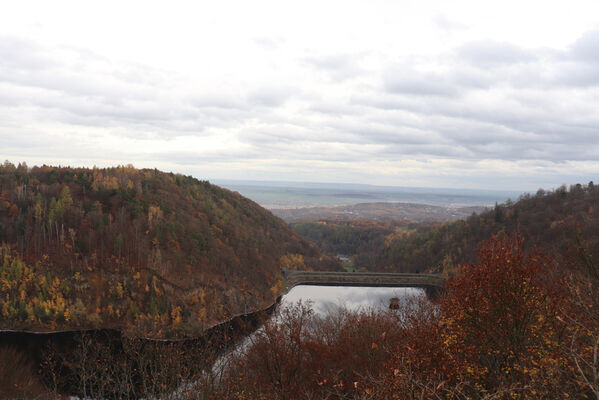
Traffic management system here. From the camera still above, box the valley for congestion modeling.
[1,164,599,399]
[272,201,486,223]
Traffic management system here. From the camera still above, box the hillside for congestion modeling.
[290,220,407,270]
[0,162,339,337]
[291,183,599,274]
[374,183,599,273]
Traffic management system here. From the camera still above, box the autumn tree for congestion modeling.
[437,234,578,397]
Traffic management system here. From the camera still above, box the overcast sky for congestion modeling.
[1,0,599,190]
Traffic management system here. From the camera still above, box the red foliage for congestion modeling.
[217,234,591,399]
[7,203,18,218]
[434,234,574,396]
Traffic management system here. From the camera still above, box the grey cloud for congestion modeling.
[190,94,247,110]
[147,149,265,165]
[350,126,436,146]
[303,53,365,81]
[0,35,261,138]
[383,67,458,97]
[349,94,406,111]
[240,122,348,147]
[444,60,548,91]
[378,143,474,159]
[305,54,354,70]
[544,30,599,87]
[556,63,599,86]
[3,26,599,189]
[363,29,599,154]
[0,36,58,71]
[247,86,294,107]
[456,40,537,66]
[450,67,494,90]
[327,117,440,146]
[430,117,541,147]
[308,101,365,116]
[569,29,599,63]
[237,128,377,162]
[0,39,155,101]
[349,84,599,163]
[0,126,130,161]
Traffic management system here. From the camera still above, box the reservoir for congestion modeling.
[212,285,427,372]
[280,285,426,314]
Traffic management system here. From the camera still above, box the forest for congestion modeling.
[210,233,599,399]
[3,233,598,399]
[2,164,599,398]
[293,182,599,276]
[0,162,339,337]
[291,220,418,270]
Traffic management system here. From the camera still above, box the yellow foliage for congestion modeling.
[91,171,120,191]
[197,307,207,323]
[270,279,284,298]
[280,253,305,271]
[148,205,163,227]
[171,306,182,326]
[116,282,124,298]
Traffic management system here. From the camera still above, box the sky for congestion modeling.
[1,0,599,191]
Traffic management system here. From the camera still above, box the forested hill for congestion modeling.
[0,163,339,337]
[377,182,599,274]
[291,182,599,275]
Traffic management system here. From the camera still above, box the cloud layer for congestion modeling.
[1,0,599,190]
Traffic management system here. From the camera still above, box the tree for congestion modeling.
[438,233,574,396]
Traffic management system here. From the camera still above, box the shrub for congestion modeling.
[0,346,48,399]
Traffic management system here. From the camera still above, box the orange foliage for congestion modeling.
[7,204,18,218]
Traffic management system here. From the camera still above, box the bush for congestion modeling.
[0,346,48,399]
[436,234,576,397]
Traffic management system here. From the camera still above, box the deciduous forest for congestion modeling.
[3,233,598,399]
[0,162,339,336]
[211,234,599,399]
[293,183,599,276]
[2,165,599,399]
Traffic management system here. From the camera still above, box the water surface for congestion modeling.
[281,285,425,314]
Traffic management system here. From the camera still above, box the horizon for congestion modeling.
[212,177,527,194]
[2,159,587,197]
[214,178,524,208]
[2,159,576,197]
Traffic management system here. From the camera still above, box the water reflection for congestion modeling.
[210,285,425,378]
[281,285,425,314]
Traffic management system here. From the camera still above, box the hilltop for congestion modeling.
[0,162,339,337]
[377,182,599,274]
